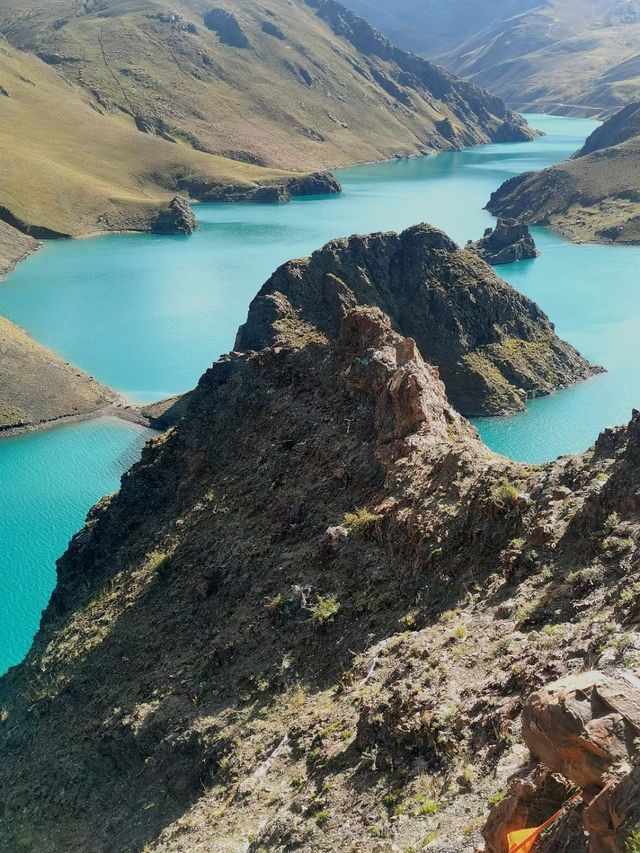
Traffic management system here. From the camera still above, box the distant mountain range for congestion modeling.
[343,0,640,117]
[0,0,533,238]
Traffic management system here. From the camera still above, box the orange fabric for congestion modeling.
[508,827,542,852]
[506,793,583,853]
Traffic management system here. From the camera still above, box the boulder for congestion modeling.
[152,196,197,235]
[467,218,539,265]
[522,671,640,793]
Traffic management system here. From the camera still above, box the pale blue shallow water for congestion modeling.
[0,419,150,673]
[2,113,640,672]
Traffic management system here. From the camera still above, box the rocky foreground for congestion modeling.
[488,103,640,244]
[0,225,638,851]
[236,224,597,417]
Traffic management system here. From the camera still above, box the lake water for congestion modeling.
[2,113,640,672]
[0,418,149,673]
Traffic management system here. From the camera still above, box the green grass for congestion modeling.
[0,39,292,236]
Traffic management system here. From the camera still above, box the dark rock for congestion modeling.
[261,20,285,39]
[467,218,539,265]
[235,223,598,417]
[203,8,249,48]
[152,197,197,235]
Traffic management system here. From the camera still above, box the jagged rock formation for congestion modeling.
[467,219,539,266]
[0,316,116,430]
[487,103,640,244]
[236,224,597,417]
[0,290,639,850]
[152,197,197,236]
[485,671,640,852]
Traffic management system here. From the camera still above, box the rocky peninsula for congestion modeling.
[236,224,598,417]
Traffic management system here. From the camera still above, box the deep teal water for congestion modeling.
[0,419,149,673]
[2,113,640,673]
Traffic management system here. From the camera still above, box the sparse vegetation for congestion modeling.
[343,508,383,537]
[308,594,341,626]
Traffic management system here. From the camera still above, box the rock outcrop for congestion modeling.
[484,671,640,853]
[487,104,640,244]
[236,223,598,417]
[203,8,250,47]
[151,197,198,235]
[467,219,539,266]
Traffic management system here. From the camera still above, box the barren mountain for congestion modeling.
[487,102,640,244]
[344,0,640,117]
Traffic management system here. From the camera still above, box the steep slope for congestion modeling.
[235,224,598,417]
[0,220,38,278]
[487,103,640,243]
[0,316,116,430]
[0,0,534,182]
[0,37,333,237]
[0,304,638,852]
[343,0,640,118]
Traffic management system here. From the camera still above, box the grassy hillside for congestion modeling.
[0,38,299,236]
[343,0,640,118]
[0,315,116,429]
[0,0,533,188]
[487,103,640,243]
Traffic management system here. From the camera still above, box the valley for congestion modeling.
[344,0,640,118]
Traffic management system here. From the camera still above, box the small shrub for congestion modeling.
[604,512,621,535]
[488,790,506,807]
[494,479,519,507]
[626,831,640,852]
[413,796,439,816]
[308,594,341,626]
[263,593,284,614]
[343,508,382,537]
[314,808,330,826]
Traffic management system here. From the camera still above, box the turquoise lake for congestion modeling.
[1,113,639,672]
[0,419,149,673]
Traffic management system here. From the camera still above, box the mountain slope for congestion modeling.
[0,299,638,851]
[0,315,116,430]
[343,0,640,118]
[236,224,599,417]
[0,0,533,177]
[487,102,640,243]
[0,37,328,237]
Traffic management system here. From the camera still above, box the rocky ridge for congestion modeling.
[487,104,640,244]
[235,224,598,417]
[0,240,639,851]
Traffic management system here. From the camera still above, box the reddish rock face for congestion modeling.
[522,671,640,793]
[485,671,640,853]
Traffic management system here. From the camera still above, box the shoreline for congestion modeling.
[0,398,157,441]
